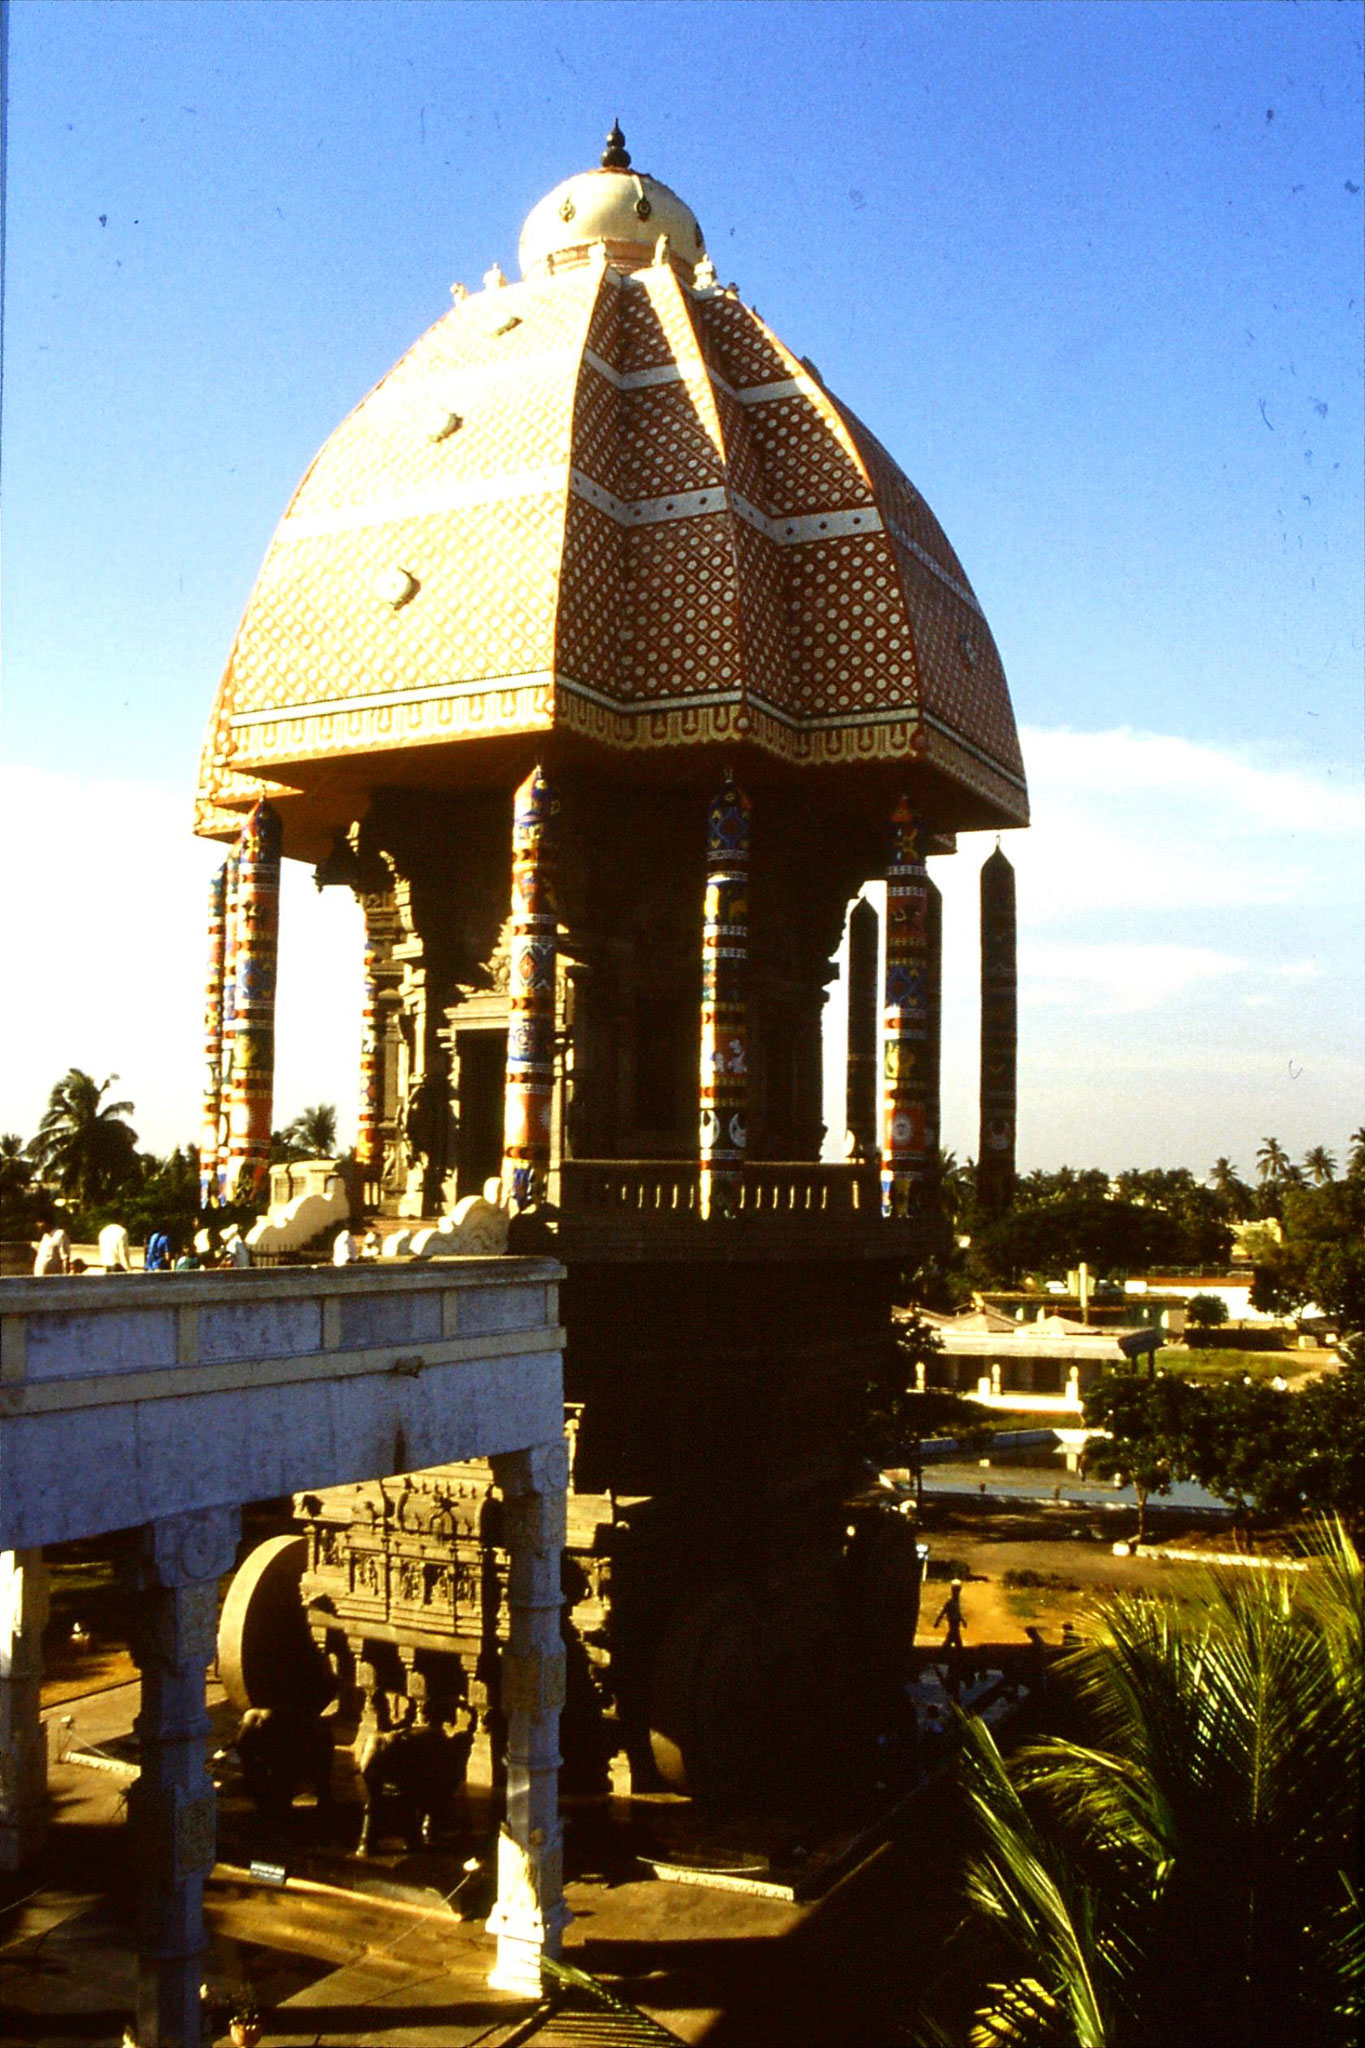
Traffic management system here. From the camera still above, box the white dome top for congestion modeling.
[519,127,706,279]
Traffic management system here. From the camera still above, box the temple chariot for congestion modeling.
[200,128,1025,1810]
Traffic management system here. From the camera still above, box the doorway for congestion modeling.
[456,1031,506,1197]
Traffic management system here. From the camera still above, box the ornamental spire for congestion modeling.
[601,119,631,170]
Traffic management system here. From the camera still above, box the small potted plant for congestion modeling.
[228,1992,262,2047]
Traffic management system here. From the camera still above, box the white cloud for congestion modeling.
[0,765,363,1155]
[1020,941,1245,1013]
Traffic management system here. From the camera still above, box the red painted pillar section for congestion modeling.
[225,802,282,1205]
[503,767,559,1208]
[881,796,930,1217]
[199,864,227,1208]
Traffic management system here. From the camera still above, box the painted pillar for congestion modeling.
[926,874,943,1166]
[125,1506,240,2048]
[503,767,558,1209]
[487,1441,570,1994]
[844,895,879,1158]
[699,774,751,1220]
[216,852,240,1204]
[977,843,1018,1217]
[881,797,931,1217]
[355,914,381,1201]
[0,1551,49,1871]
[225,802,282,1206]
[198,865,228,1207]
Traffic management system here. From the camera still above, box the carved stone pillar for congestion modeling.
[224,801,282,1205]
[216,850,240,1203]
[0,1550,50,1871]
[881,797,931,1216]
[199,864,227,1208]
[699,774,751,1218]
[125,1506,241,2048]
[486,1442,569,1994]
[502,767,559,1209]
[978,843,1018,1217]
[845,895,879,1158]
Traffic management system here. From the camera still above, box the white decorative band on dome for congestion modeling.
[568,470,882,545]
[880,516,985,616]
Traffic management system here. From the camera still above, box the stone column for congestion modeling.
[977,843,1018,1217]
[926,874,943,1165]
[225,801,282,1206]
[844,895,879,1158]
[699,774,751,1219]
[199,864,228,1209]
[355,912,382,1205]
[216,851,240,1204]
[125,1506,240,2048]
[502,767,559,1209]
[0,1550,50,1871]
[881,797,931,1216]
[486,1442,569,1994]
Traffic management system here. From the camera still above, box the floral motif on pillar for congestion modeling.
[977,843,1018,1217]
[881,796,930,1217]
[225,802,282,1205]
[699,773,751,1220]
[199,863,227,1208]
[502,767,558,1208]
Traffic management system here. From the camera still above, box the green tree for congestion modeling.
[30,1070,139,1207]
[1303,1145,1337,1186]
[1184,1292,1228,1331]
[1082,1370,1196,1540]
[1251,1178,1365,1332]
[271,1103,338,1162]
[937,1529,1363,2048]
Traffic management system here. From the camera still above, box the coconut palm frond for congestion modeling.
[956,1717,1114,2048]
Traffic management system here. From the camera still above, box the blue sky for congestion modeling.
[2,0,1361,1174]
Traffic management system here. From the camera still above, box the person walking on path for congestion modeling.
[935,1579,967,1653]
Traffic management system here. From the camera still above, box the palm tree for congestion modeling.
[1256,1135,1291,1184]
[0,1133,33,1193]
[1348,1128,1365,1181]
[275,1103,338,1160]
[936,1526,1363,2048]
[1303,1145,1338,1186]
[30,1071,138,1206]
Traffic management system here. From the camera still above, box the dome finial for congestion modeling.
[601,120,631,170]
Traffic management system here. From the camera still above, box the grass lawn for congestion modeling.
[1162,1345,1334,1385]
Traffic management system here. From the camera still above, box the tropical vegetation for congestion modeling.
[928,1524,1362,2048]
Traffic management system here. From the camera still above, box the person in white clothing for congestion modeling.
[98,1221,133,1273]
[33,1219,70,1275]
[332,1228,358,1265]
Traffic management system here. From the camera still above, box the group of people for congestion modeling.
[31,1218,254,1275]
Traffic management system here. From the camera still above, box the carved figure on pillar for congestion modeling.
[199,864,227,1207]
[224,801,282,1206]
[845,895,879,1159]
[881,797,930,1216]
[502,767,559,1208]
[699,773,751,1219]
[978,842,1018,1216]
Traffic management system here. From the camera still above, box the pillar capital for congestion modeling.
[136,1506,241,1592]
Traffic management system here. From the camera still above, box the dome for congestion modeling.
[197,149,1027,853]
[519,123,707,281]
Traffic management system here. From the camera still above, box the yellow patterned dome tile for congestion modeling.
[198,155,1027,836]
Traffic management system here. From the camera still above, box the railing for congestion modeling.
[561,1158,882,1217]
